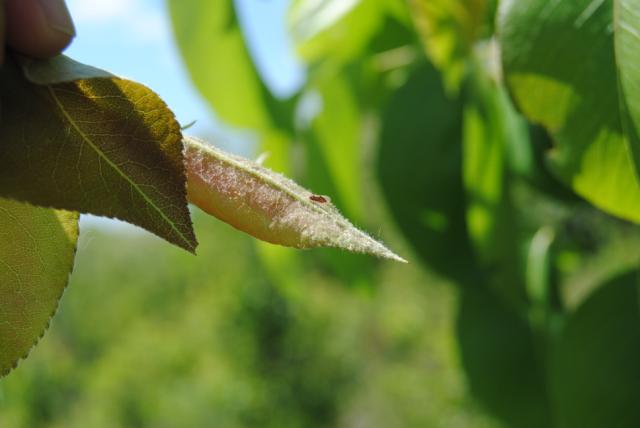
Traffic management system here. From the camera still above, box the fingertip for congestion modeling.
[5,0,75,59]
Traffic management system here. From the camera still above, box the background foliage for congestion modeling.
[2,0,640,426]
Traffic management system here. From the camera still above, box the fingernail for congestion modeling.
[38,0,75,38]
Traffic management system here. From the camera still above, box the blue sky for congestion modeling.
[65,0,304,137]
[64,0,305,231]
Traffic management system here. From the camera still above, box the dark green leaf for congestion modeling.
[377,62,473,281]
[457,286,552,428]
[462,61,531,306]
[0,198,78,377]
[0,56,196,252]
[551,271,640,428]
[462,62,524,264]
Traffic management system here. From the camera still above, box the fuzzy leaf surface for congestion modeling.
[184,136,405,262]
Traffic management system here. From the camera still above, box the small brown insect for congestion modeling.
[309,194,328,203]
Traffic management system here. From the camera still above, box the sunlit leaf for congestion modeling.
[168,0,277,132]
[499,0,640,223]
[288,0,384,64]
[184,136,405,262]
[409,0,489,92]
[616,0,640,170]
[0,55,196,252]
[0,198,78,377]
[308,76,364,219]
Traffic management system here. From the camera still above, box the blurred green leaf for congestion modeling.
[377,62,474,281]
[0,198,78,377]
[499,0,640,223]
[168,0,278,131]
[288,0,384,64]
[383,0,411,24]
[301,76,379,285]
[307,76,364,219]
[462,62,524,264]
[616,0,640,172]
[560,218,640,310]
[457,286,552,428]
[0,209,501,427]
[409,0,488,92]
[462,61,546,308]
[0,56,196,252]
[551,271,640,428]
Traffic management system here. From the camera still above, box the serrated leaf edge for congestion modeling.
[0,211,80,378]
[46,86,197,253]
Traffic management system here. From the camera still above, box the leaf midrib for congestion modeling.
[47,85,194,251]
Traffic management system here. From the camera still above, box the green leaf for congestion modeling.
[302,75,377,285]
[0,55,197,252]
[551,271,640,428]
[462,62,520,263]
[18,54,114,83]
[462,63,530,306]
[0,198,78,377]
[456,286,552,428]
[560,221,640,310]
[288,0,384,64]
[615,0,640,171]
[499,0,640,223]
[377,62,473,280]
[184,136,405,262]
[409,0,489,92]
[168,0,276,132]
[307,76,364,220]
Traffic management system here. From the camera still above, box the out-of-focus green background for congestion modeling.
[3,0,640,427]
[0,214,499,428]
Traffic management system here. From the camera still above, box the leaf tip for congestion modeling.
[351,232,408,263]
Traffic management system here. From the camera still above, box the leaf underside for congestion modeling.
[184,136,406,263]
[0,198,78,377]
[0,55,196,252]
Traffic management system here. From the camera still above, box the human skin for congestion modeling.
[1,0,75,63]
